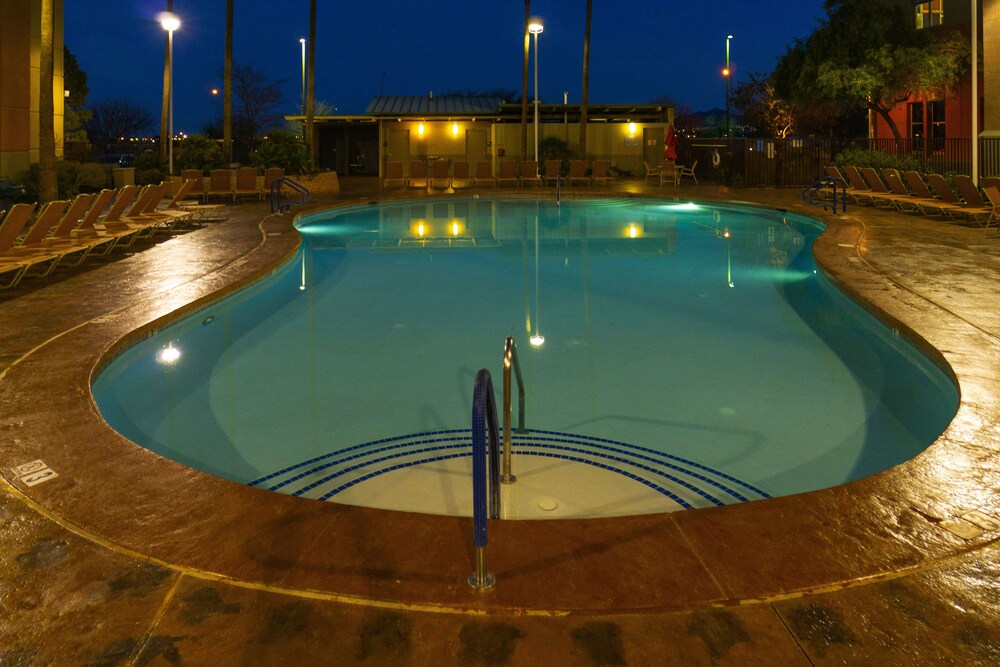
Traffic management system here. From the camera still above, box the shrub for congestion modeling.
[133,151,168,184]
[14,160,111,200]
[252,131,314,175]
[77,163,111,192]
[833,148,924,173]
[538,136,575,175]
[175,134,226,174]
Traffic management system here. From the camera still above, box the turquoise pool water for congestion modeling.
[92,197,958,514]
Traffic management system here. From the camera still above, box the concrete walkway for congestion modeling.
[0,178,998,665]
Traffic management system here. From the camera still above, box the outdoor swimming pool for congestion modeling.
[92,197,959,518]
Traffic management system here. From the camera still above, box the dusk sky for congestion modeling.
[65,0,829,134]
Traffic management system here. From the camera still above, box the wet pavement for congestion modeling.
[1,177,998,665]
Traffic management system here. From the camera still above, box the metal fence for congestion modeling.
[676,137,1000,188]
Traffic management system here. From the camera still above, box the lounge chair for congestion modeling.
[263,167,285,195]
[451,161,471,188]
[879,169,922,213]
[67,189,125,255]
[544,159,562,185]
[408,160,428,188]
[473,161,496,187]
[0,204,44,288]
[644,161,661,183]
[842,166,877,205]
[497,161,520,187]
[591,160,614,185]
[858,167,907,209]
[430,159,451,189]
[926,174,967,219]
[983,185,1000,234]
[2,200,75,278]
[234,167,260,200]
[520,161,542,186]
[659,161,678,186]
[384,161,406,188]
[677,160,698,184]
[952,175,994,223]
[568,160,590,186]
[206,169,234,202]
[180,169,205,202]
[902,171,962,217]
[50,193,95,237]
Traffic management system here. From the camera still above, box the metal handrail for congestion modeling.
[468,368,500,591]
[501,336,526,484]
[270,176,311,214]
[802,176,847,215]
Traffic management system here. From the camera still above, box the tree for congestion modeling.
[63,47,91,142]
[520,1,530,162]
[578,0,592,159]
[38,0,57,202]
[225,63,285,162]
[87,99,155,140]
[732,73,794,138]
[773,0,968,139]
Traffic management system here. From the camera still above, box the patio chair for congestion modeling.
[206,169,234,202]
[384,161,406,188]
[842,166,876,205]
[983,185,1000,234]
[50,193,95,237]
[430,159,451,189]
[926,173,967,219]
[67,189,123,256]
[591,160,614,185]
[952,175,994,224]
[451,161,471,188]
[520,161,542,186]
[859,167,906,209]
[2,200,83,278]
[408,160,429,188]
[497,161,519,187]
[659,161,678,186]
[544,159,562,185]
[473,161,496,187]
[234,166,260,200]
[644,161,661,183]
[677,160,699,184]
[568,160,590,186]
[879,169,922,213]
[902,171,962,217]
[181,169,205,200]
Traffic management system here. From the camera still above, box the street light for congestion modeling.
[528,17,544,173]
[725,34,733,139]
[299,38,307,139]
[159,12,180,176]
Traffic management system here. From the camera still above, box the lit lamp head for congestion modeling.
[528,17,544,35]
[722,68,730,78]
[159,12,181,32]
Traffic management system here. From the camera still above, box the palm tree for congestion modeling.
[520,1,530,162]
[38,0,57,202]
[578,0,592,161]
[223,0,234,164]
[306,0,316,160]
[159,0,173,160]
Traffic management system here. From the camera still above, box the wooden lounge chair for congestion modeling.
[568,160,590,186]
[659,161,678,186]
[473,161,495,187]
[451,161,471,188]
[677,160,699,184]
[591,160,614,185]
[206,169,234,202]
[408,160,428,188]
[384,161,406,188]
[644,161,661,183]
[902,171,962,217]
[952,176,994,223]
[983,185,1000,234]
[544,159,562,185]
[520,161,541,186]
[496,161,519,187]
[430,159,451,189]
[234,167,260,200]
[181,169,204,196]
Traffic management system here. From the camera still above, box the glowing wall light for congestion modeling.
[627,121,637,136]
[451,122,460,136]
[628,224,638,238]
[417,123,425,136]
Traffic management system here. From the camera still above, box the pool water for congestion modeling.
[92,197,958,517]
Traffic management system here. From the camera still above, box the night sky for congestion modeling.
[65,0,828,134]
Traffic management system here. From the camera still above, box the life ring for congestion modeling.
[711,149,721,168]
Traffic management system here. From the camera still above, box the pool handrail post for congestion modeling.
[469,368,499,591]
[501,336,526,485]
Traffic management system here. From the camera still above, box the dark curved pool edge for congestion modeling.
[1,191,998,617]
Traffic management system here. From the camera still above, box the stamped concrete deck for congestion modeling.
[1,178,998,665]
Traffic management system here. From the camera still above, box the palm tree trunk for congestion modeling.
[38,0,57,202]
[223,0,234,164]
[306,0,316,162]
[160,0,173,159]
[520,1,530,163]
[578,0,592,160]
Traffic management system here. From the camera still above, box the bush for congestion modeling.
[538,136,576,175]
[175,134,226,174]
[833,148,924,173]
[133,151,168,184]
[252,131,314,175]
[14,160,112,200]
[77,163,111,192]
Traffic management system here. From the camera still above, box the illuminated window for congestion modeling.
[914,1,943,29]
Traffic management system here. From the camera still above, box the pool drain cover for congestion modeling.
[537,497,558,511]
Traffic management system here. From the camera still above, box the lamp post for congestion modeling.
[724,34,733,139]
[299,38,307,139]
[159,12,180,176]
[528,17,544,173]
[971,0,978,186]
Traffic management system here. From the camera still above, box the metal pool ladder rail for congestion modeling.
[469,368,500,591]
[270,177,311,214]
[501,336,526,484]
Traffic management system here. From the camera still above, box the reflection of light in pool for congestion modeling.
[156,344,181,365]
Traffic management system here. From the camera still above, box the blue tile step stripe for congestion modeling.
[248,429,771,510]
